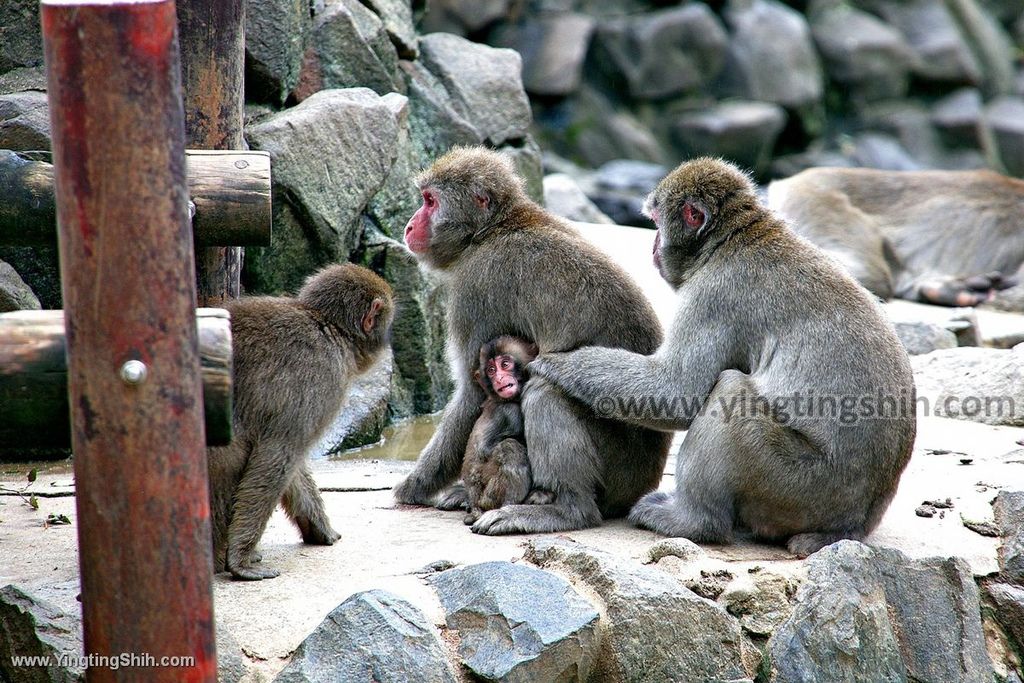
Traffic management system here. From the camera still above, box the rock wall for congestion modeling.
[0,0,546,444]
[429,0,1024,181]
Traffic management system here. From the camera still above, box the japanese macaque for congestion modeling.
[209,263,394,579]
[394,146,671,534]
[532,158,916,557]
[462,336,553,524]
[766,167,1024,309]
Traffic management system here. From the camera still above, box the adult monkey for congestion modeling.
[766,167,1024,308]
[532,158,916,556]
[394,146,671,534]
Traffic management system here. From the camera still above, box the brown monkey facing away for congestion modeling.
[462,336,554,524]
[532,158,917,557]
[208,263,394,580]
[394,146,672,534]
[766,167,1023,308]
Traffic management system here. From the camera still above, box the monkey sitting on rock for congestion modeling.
[461,336,554,525]
[532,158,916,557]
[208,263,394,580]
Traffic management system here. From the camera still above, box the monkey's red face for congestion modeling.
[486,354,521,400]
[404,189,437,254]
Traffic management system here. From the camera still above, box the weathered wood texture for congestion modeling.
[42,0,218,680]
[179,0,247,305]
[0,148,270,246]
[0,309,232,448]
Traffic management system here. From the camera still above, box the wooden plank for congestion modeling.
[0,309,232,448]
[0,149,271,246]
[41,0,218,680]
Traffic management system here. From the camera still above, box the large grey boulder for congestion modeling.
[0,246,61,309]
[245,88,403,263]
[360,0,419,59]
[430,561,600,682]
[995,490,1024,583]
[932,88,985,149]
[543,174,613,224]
[850,0,1009,90]
[985,96,1024,178]
[0,91,50,151]
[588,5,728,100]
[580,159,667,228]
[273,590,457,683]
[420,0,511,34]
[0,260,40,312]
[418,33,531,146]
[720,0,824,110]
[245,0,312,103]
[293,0,403,101]
[893,321,958,356]
[400,59,482,163]
[769,541,992,683]
[911,347,1024,426]
[670,101,787,178]
[0,0,44,74]
[538,85,666,168]
[809,3,912,103]
[493,13,594,97]
[525,538,756,683]
[0,584,83,683]
[986,582,1024,653]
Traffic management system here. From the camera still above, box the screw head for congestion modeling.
[119,360,148,385]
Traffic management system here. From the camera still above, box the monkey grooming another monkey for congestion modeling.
[208,263,394,580]
[462,336,553,524]
[532,158,916,557]
[394,146,671,534]
[766,167,1024,308]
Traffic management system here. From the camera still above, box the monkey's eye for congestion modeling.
[683,202,705,229]
[486,365,497,376]
[423,191,437,208]
[500,359,512,370]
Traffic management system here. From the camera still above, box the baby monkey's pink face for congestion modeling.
[486,354,520,400]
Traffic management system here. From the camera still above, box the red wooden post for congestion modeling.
[178,0,246,306]
[41,1,217,681]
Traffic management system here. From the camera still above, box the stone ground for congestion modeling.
[2,224,1023,681]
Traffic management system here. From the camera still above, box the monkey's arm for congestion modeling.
[530,347,717,432]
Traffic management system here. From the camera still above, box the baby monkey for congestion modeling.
[462,336,553,524]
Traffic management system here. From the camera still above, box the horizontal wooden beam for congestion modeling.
[0,308,232,448]
[0,149,271,246]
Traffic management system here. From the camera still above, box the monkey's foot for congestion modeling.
[471,503,599,535]
[302,525,340,545]
[436,483,470,511]
[393,475,437,506]
[229,564,280,581]
[628,491,732,543]
[919,272,1019,307]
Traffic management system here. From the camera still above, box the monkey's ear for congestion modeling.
[473,191,490,210]
[362,298,385,334]
[683,201,709,231]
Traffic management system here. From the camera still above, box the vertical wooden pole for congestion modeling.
[41,1,217,681]
[178,0,246,306]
